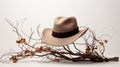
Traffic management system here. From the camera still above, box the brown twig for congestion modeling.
[0,20,119,63]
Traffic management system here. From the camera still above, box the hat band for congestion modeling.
[52,27,79,38]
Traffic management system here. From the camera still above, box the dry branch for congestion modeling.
[0,19,119,63]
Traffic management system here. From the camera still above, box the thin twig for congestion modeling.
[5,18,22,38]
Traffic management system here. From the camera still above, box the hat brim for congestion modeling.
[42,27,89,46]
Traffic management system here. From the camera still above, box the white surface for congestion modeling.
[0,0,120,67]
[0,62,120,67]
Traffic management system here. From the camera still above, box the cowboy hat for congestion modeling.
[42,16,88,46]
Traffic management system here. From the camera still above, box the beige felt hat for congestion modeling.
[42,16,88,46]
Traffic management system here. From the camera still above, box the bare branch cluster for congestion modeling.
[0,19,119,63]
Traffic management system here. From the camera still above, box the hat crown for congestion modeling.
[53,16,78,33]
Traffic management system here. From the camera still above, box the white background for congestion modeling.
[0,0,120,67]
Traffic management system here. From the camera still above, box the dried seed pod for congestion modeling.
[17,53,23,57]
[24,50,35,56]
[16,38,27,45]
[104,40,108,43]
[30,52,35,56]
[99,41,104,45]
[35,47,42,53]
[10,56,18,63]
[85,46,91,55]
[16,40,20,43]
[44,47,52,52]
[54,59,60,62]
[20,38,25,43]
[94,47,97,49]
[39,46,43,50]
[24,50,30,54]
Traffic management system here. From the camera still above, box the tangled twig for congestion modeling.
[0,19,119,63]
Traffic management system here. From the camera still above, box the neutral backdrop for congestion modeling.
[0,0,120,67]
